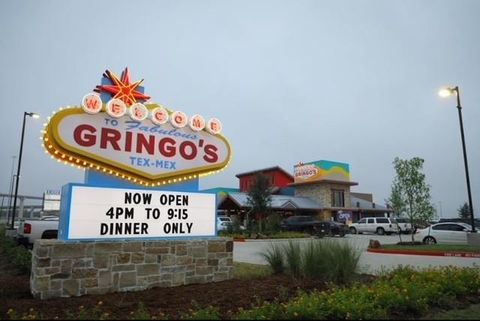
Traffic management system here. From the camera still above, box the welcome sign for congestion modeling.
[42,68,232,186]
[44,68,229,240]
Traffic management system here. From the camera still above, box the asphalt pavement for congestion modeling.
[233,234,480,275]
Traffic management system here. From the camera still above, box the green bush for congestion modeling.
[259,243,284,274]
[182,305,220,320]
[321,240,361,284]
[283,241,302,278]
[299,240,360,284]
[0,225,32,274]
[266,232,307,239]
[223,218,245,235]
[259,239,360,284]
[265,213,282,234]
[129,302,151,320]
[301,241,325,280]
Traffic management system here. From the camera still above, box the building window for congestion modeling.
[331,189,345,207]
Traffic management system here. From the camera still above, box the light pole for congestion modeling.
[10,112,39,230]
[439,86,476,232]
[7,156,16,224]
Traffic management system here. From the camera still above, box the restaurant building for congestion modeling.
[207,160,393,223]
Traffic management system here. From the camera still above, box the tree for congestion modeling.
[458,202,471,220]
[388,157,436,242]
[246,173,272,233]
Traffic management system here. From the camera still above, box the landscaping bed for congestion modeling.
[2,234,480,320]
[0,250,328,320]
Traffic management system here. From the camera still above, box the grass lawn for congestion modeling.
[233,262,271,279]
[380,244,480,253]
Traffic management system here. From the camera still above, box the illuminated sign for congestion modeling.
[60,185,216,240]
[294,160,350,183]
[42,69,231,186]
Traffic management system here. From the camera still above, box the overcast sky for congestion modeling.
[1,0,479,218]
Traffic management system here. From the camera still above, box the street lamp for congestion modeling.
[6,156,16,224]
[9,112,40,230]
[438,86,476,232]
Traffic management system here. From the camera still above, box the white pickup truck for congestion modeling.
[16,215,59,248]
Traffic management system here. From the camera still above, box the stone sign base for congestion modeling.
[31,238,233,299]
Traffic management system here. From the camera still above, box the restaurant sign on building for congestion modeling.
[294,160,350,184]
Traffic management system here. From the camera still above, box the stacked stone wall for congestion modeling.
[294,183,352,208]
[30,238,233,299]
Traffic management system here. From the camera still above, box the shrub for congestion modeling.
[259,243,284,274]
[182,304,220,320]
[321,240,361,284]
[265,213,282,234]
[0,225,32,275]
[231,219,245,234]
[301,241,325,280]
[260,239,361,283]
[299,240,361,284]
[283,241,302,278]
[129,302,151,320]
[266,232,307,239]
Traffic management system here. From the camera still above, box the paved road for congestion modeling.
[233,234,480,275]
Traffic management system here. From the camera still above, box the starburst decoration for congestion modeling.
[94,68,150,106]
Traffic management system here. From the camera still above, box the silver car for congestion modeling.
[416,222,477,244]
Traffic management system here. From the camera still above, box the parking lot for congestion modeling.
[233,234,480,275]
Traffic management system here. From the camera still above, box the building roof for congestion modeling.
[223,192,323,210]
[235,166,294,180]
[349,195,392,212]
[350,192,373,202]
[201,187,240,194]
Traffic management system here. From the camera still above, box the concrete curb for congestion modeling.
[367,248,480,258]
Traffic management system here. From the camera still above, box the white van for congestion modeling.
[348,217,399,235]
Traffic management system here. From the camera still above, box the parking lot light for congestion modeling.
[10,112,40,230]
[438,86,476,232]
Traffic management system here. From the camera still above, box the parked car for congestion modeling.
[280,215,321,234]
[314,221,349,237]
[416,222,478,244]
[395,218,413,234]
[216,216,245,232]
[217,216,233,231]
[16,215,59,248]
[348,217,399,235]
[439,218,480,229]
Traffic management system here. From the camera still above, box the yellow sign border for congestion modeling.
[43,105,232,186]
